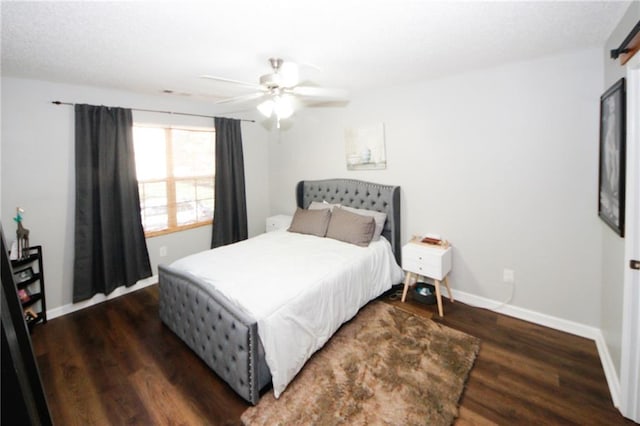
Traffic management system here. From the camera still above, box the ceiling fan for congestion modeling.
[201,58,348,128]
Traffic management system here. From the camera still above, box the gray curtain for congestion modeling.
[73,104,152,302]
[211,117,248,248]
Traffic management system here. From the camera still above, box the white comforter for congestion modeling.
[170,230,404,398]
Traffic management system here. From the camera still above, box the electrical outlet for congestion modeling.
[159,246,168,257]
[503,268,515,283]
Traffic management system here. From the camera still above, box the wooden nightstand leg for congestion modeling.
[401,272,414,302]
[444,275,454,303]
[434,279,444,317]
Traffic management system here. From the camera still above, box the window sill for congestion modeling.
[144,220,212,238]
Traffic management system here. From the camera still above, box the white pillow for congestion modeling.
[341,206,387,241]
[308,200,341,212]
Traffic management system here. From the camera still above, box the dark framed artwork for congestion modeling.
[598,77,626,237]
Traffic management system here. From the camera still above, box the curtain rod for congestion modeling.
[51,101,255,123]
[610,20,640,60]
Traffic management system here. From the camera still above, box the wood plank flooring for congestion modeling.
[30,285,633,425]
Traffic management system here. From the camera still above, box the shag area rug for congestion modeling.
[241,302,480,426]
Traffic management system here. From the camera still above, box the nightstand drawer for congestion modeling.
[403,247,442,266]
[402,258,446,278]
[402,243,452,280]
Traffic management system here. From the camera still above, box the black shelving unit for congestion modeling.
[11,245,47,331]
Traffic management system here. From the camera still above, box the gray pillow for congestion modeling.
[341,206,387,241]
[287,207,331,237]
[326,206,375,247]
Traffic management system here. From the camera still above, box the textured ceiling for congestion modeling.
[0,1,631,103]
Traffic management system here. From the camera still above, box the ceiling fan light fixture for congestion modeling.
[257,95,293,119]
[257,99,275,117]
[274,96,293,119]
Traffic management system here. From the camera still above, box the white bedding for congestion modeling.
[170,230,404,398]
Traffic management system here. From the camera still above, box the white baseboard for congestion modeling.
[46,275,158,320]
[594,330,622,409]
[451,288,622,410]
[451,289,599,339]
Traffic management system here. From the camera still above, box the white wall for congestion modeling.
[600,1,640,379]
[270,48,604,326]
[0,48,608,330]
[1,77,270,311]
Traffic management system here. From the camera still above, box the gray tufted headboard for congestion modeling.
[296,179,401,264]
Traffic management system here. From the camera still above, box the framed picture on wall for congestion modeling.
[345,123,387,170]
[598,77,626,237]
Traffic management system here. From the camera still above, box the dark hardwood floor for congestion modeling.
[30,285,633,425]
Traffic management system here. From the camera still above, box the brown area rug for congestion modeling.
[241,302,480,426]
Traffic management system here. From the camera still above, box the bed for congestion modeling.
[158,179,402,404]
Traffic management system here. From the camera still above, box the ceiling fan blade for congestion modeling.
[279,61,300,88]
[290,86,348,101]
[215,92,268,105]
[200,74,262,90]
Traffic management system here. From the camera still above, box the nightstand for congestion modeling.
[401,238,453,317]
[265,214,293,232]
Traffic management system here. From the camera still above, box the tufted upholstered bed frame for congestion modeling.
[158,179,401,404]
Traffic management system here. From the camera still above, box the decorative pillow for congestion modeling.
[341,206,387,241]
[308,200,341,212]
[287,207,331,237]
[325,206,375,247]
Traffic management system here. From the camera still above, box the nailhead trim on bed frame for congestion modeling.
[158,265,269,404]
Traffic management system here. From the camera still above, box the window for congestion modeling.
[133,126,215,237]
